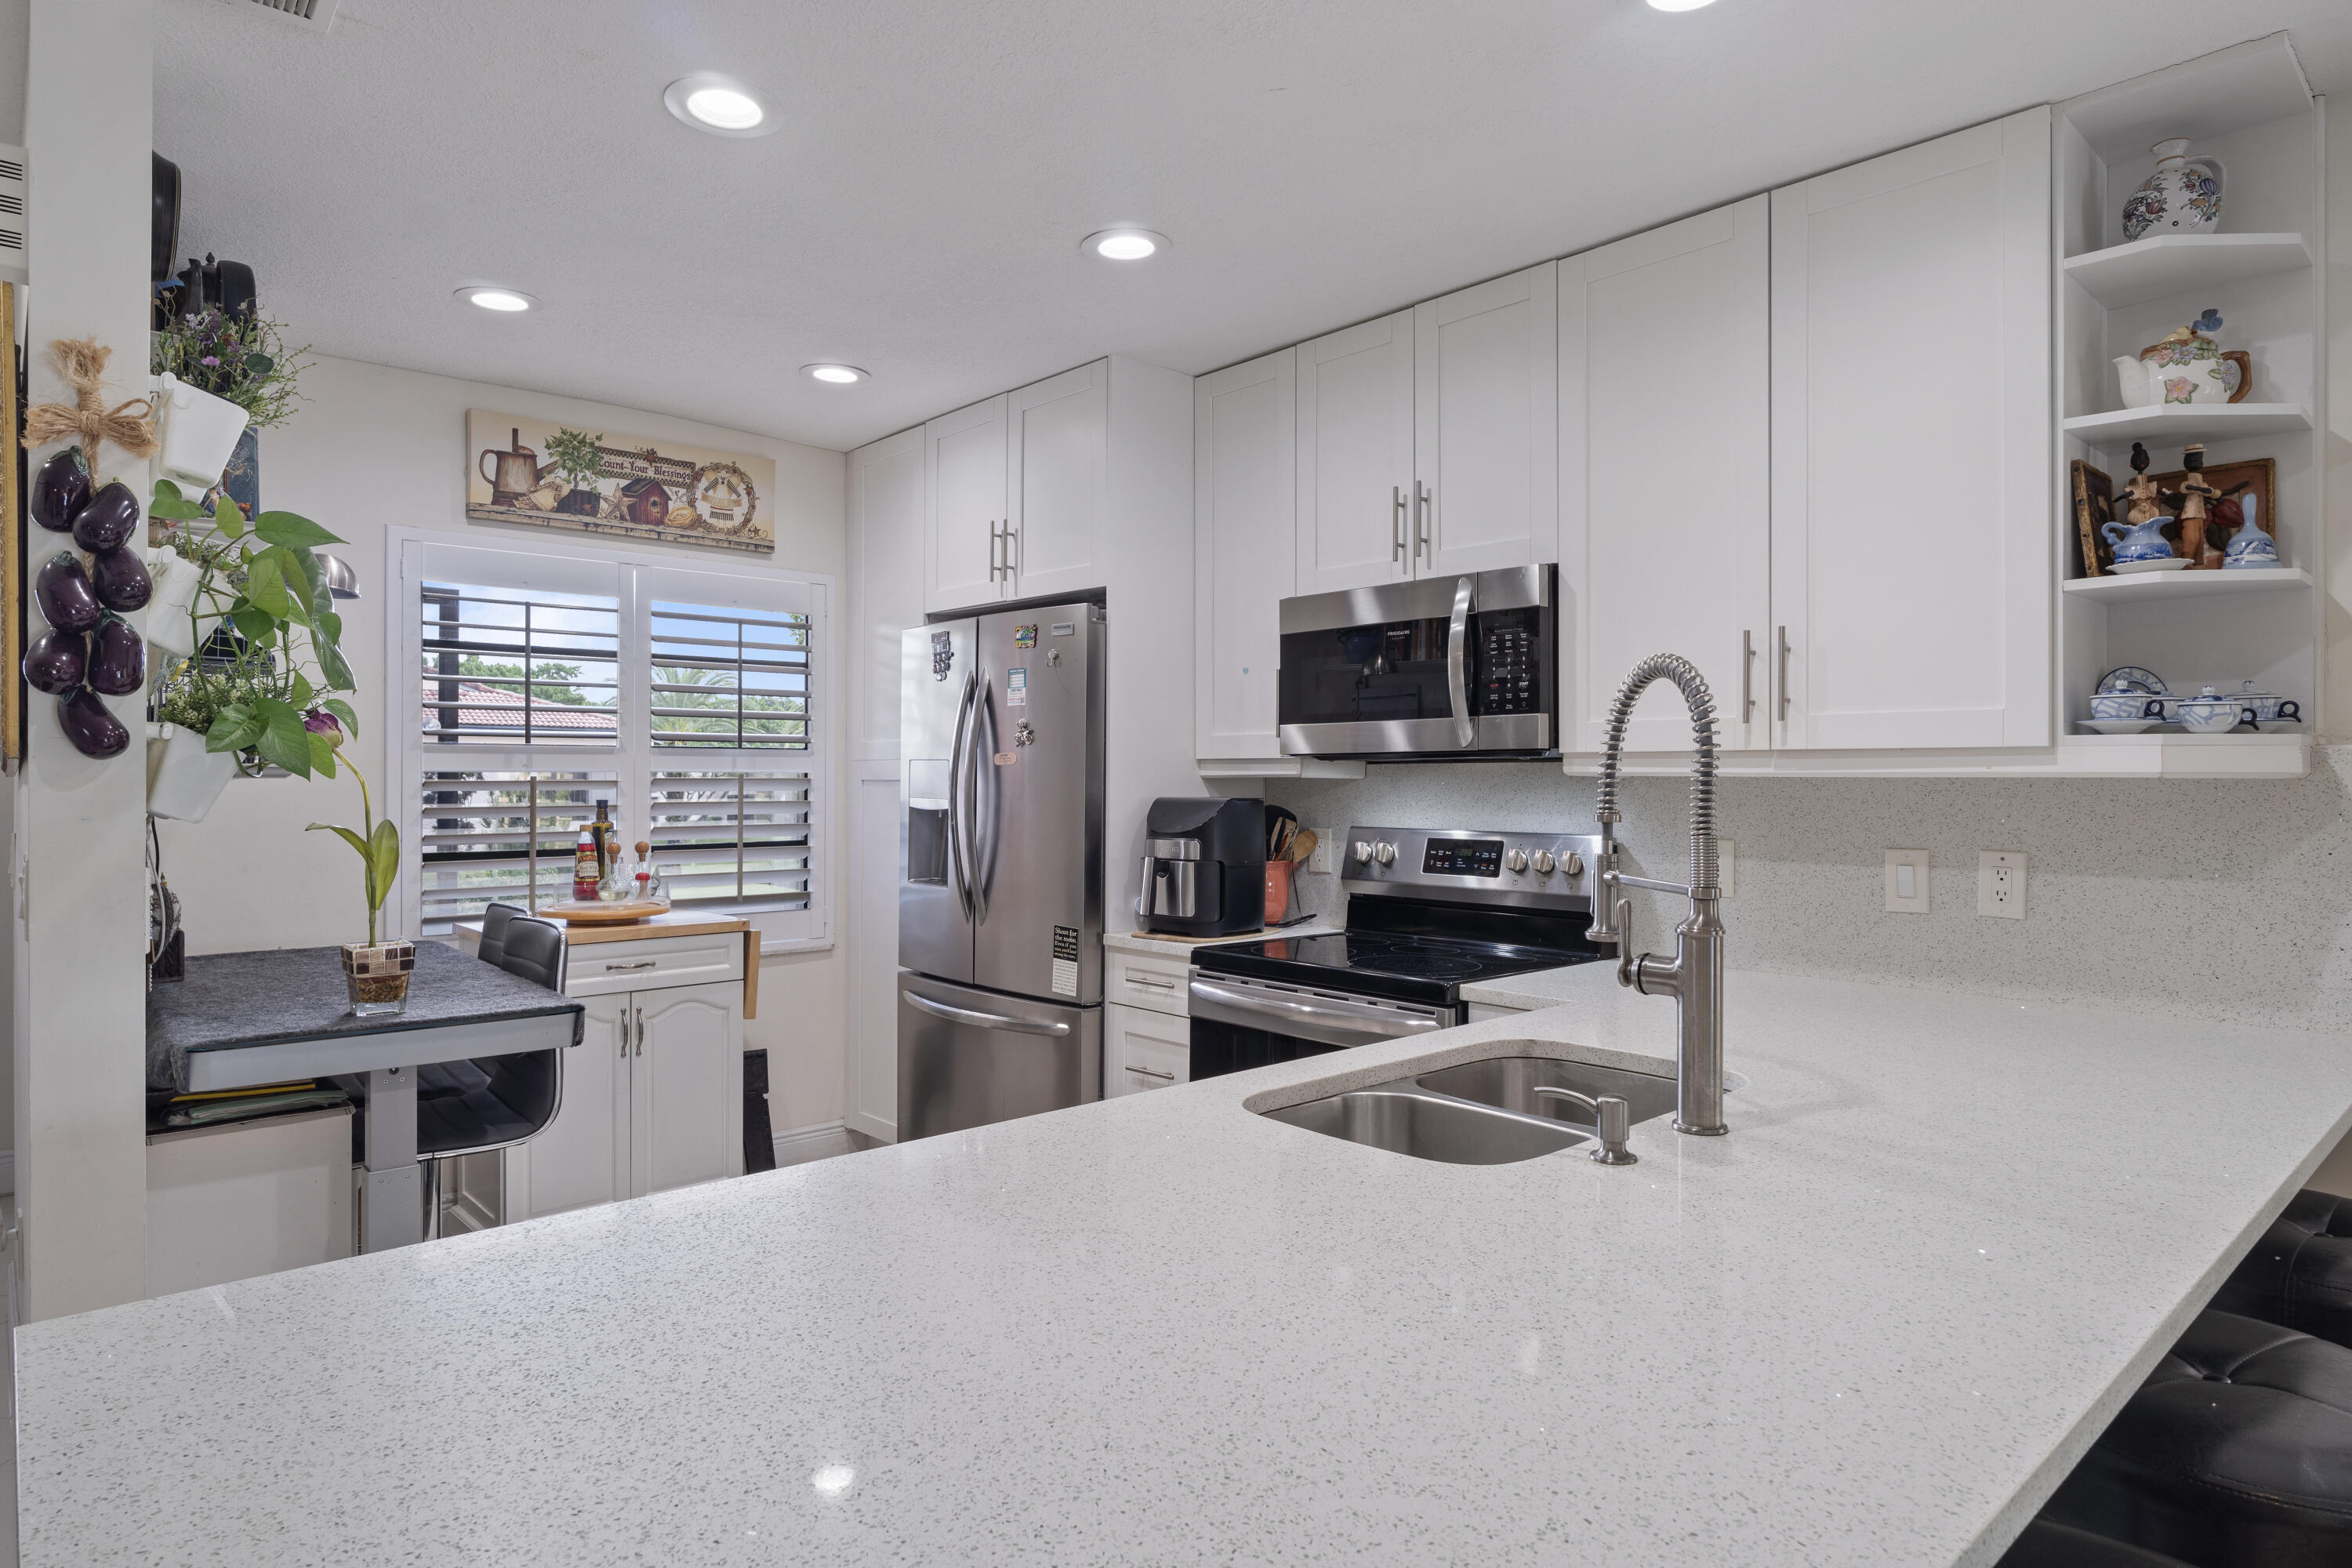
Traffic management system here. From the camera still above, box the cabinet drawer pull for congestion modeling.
[1125,1064,1175,1081]
[1124,974,1176,990]
[604,959,658,971]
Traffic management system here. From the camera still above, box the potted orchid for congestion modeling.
[304,729,409,1015]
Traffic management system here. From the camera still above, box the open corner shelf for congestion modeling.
[2061,402,2310,445]
[2062,232,2311,309]
[2055,729,2310,779]
[2060,565,2311,604]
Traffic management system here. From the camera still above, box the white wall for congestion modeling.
[153,354,851,1133]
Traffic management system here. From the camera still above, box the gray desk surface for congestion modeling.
[146,942,582,1092]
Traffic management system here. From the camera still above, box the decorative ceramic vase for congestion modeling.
[2103,514,2176,565]
[2122,137,2225,242]
[152,372,251,492]
[341,940,416,1017]
[2222,492,2280,568]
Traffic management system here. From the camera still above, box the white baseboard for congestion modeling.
[771,1121,858,1169]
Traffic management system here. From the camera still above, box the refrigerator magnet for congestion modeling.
[1006,667,1028,706]
[1014,623,1038,649]
[993,751,1014,766]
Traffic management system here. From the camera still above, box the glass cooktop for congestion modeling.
[1192,929,1604,1007]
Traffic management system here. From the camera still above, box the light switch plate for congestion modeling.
[1978,851,2027,919]
[1884,849,1930,914]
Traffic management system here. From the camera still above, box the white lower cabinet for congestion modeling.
[506,974,744,1222]
[1105,1001,1189,1097]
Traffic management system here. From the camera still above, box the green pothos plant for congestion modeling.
[147,478,359,779]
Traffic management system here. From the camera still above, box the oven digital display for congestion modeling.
[1423,838,1504,877]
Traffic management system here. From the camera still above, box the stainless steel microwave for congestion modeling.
[1277,565,1556,760]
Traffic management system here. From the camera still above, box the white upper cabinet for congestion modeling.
[1561,199,1769,753]
[1005,361,1107,602]
[848,426,926,759]
[1415,263,1558,578]
[1193,348,1297,761]
[1296,311,1415,593]
[924,394,1009,613]
[1770,108,2053,750]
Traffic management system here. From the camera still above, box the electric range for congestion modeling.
[1187,826,1613,1080]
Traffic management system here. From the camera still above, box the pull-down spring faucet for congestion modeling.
[1584,653,1727,1137]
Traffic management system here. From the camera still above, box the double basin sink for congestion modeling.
[1262,1054,1679,1166]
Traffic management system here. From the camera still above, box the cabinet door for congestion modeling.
[630,981,744,1197]
[506,992,630,1220]
[848,426,927,761]
[1104,1002,1189,1097]
[924,394,1008,613]
[1562,199,1770,754]
[1006,361,1107,601]
[1295,311,1415,593]
[1770,108,2052,750]
[1415,263,1557,578]
[1193,348,1296,762]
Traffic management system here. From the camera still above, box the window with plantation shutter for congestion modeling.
[393,532,831,952]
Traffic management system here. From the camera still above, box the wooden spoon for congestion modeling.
[1288,828,1318,863]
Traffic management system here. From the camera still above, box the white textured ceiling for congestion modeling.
[154,0,2352,453]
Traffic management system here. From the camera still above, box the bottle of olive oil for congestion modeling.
[591,799,615,880]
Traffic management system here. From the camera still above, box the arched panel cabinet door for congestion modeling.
[505,992,630,1221]
[630,981,745,1197]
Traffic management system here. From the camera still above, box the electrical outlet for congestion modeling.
[1978,851,2027,920]
[1718,838,1735,898]
[1884,849,1929,914]
[1307,828,1334,875]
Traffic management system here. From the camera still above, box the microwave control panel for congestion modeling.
[1479,617,1540,715]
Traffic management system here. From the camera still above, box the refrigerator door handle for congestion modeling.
[970,678,997,927]
[905,991,1072,1037]
[947,666,978,921]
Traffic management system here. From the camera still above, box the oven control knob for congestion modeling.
[1352,840,1374,866]
[1532,850,1555,875]
[1374,841,1396,866]
[1562,851,1584,880]
[1505,848,1528,873]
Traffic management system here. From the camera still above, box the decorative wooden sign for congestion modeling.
[465,409,775,555]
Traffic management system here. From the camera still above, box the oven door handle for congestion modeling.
[1187,977,1451,1049]
[1446,575,1475,749]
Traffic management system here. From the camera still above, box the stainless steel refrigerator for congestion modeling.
[898,602,1104,1138]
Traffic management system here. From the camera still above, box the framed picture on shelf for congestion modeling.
[2071,459,2114,579]
[2146,456,2274,571]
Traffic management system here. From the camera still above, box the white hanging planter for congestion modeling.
[146,723,237,823]
[152,372,252,492]
[141,546,215,659]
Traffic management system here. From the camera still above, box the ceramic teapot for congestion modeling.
[2137,310,2247,406]
[2122,137,2225,242]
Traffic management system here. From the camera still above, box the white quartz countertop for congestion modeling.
[1461,960,1615,1011]
[21,966,2352,1566]
[1103,921,1338,957]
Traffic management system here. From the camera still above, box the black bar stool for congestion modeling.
[1995,1519,2195,1567]
[2214,1188,2352,1348]
[2042,1308,2352,1566]
[476,900,526,969]
[416,916,568,1236]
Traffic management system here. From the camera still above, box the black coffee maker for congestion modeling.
[1138,797,1266,938]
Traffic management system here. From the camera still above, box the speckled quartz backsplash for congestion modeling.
[1266,747,2352,1033]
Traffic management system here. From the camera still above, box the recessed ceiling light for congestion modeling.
[801,363,867,385]
[1083,228,1168,262]
[457,286,537,313]
[664,73,782,138]
[1646,0,1719,10]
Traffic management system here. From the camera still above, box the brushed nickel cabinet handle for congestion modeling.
[1125,1064,1175,1082]
[1124,974,1176,990]
[634,1007,644,1057]
[1776,625,1791,722]
[1392,485,1406,561]
[1416,481,1432,561]
[1741,630,1755,723]
[604,959,657,971]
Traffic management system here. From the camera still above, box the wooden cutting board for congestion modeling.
[537,899,670,925]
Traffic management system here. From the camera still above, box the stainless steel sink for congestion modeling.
[1261,1087,1595,1165]
[1414,1056,1679,1130]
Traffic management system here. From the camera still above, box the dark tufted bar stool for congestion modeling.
[2042,1309,2352,1566]
[1994,1519,2195,1567]
[2214,1189,2352,1348]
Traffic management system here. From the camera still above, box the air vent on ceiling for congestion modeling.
[245,0,339,32]
[0,146,26,287]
